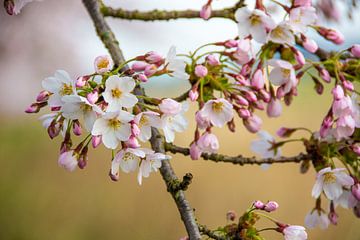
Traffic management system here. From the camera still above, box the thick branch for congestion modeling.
[150,129,201,240]
[83,1,200,239]
[101,1,245,21]
[165,143,310,165]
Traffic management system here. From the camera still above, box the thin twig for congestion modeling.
[165,143,310,165]
[198,224,227,240]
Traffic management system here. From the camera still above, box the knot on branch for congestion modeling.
[167,173,193,193]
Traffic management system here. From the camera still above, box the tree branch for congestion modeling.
[165,143,310,165]
[198,224,226,240]
[83,1,201,239]
[101,1,246,21]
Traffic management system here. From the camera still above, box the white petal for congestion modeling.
[102,131,119,149]
[311,179,323,198]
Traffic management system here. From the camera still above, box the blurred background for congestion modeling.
[0,0,359,239]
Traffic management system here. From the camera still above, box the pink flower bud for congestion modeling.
[245,91,257,102]
[137,74,148,82]
[36,90,50,102]
[190,143,202,160]
[328,211,338,225]
[195,65,208,78]
[200,4,212,20]
[303,37,318,53]
[189,89,199,102]
[226,210,237,221]
[294,0,311,7]
[4,0,15,15]
[109,170,119,182]
[159,98,182,115]
[206,54,220,66]
[332,85,344,100]
[94,55,113,74]
[76,75,90,87]
[259,89,271,103]
[264,201,279,212]
[131,122,141,137]
[354,202,360,218]
[87,91,98,104]
[126,135,140,148]
[243,115,262,133]
[234,95,249,106]
[318,68,331,83]
[267,98,282,118]
[352,144,360,156]
[235,74,249,86]
[144,64,157,77]
[48,122,61,139]
[351,44,360,58]
[51,106,61,111]
[253,200,265,209]
[25,103,40,113]
[195,111,210,129]
[251,69,265,89]
[58,151,78,172]
[343,80,354,91]
[352,183,360,201]
[277,127,296,138]
[253,101,265,110]
[319,28,344,45]
[145,51,163,65]
[92,135,102,148]
[294,49,305,66]
[238,108,251,119]
[131,61,148,72]
[224,39,238,48]
[276,86,286,99]
[73,120,82,136]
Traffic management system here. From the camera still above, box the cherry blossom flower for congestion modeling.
[137,151,170,185]
[161,102,188,143]
[289,7,317,33]
[134,111,161,142]
[197,132,219,153]
[267,98,282,118]
[110,148,147,180]
[334,190,358,209]
[251,131,280,170]
[333,115,355,140]
[235,7,275,43]
[159,98,182,115]
[91,110,134,149]
[165,46,189,80]
[304,210,330,229]
[195,110,210,130]
[312,167,354,200]
[102,75,138,111]
[94,55,113,74]
[42,70,76,108]
[268,59,297,94]
[282,225,308,240]
[61,95,102,132]
[268,22,295,46]
[243,114,262,133]
[58,150,78,172]
[199,98,234,127]
[233,38,252,65]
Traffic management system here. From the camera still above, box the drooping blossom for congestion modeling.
[165,46,189,80]
[195,111,211,130]
[233,38,252,65]
[251,131,281,170]
[282,225,308,240]
[91,110,134,149]
[134,111,161,142]
[267,98,282,118]
[137,151,170,185]
[94,55,113,74]
[199,98,234,127]
[268,59,297,95]
[312,167,354,200]
[161,102,188,143]
[102,75,138,111]
[58,150,78,172]
[235,7,276,43]
[42,70,76,108]
[243,114,262,133]
[110,148,147,180]
[304,210,330,229]
[197,132,219,153]
[334,190,358,209]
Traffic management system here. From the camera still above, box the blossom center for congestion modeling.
[123,152,137,162]
[97,59,109,69]
[108,118,121,129]
[139,115,149,127]
[271,26,286,39]
[80,103,92,113]
[212,102,224,113]
[281,68,291,79]
[249,14,261,26]
[323,172,337,184]
[60,84,73,96]
[111,88,122,98]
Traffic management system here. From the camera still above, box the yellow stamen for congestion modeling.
[323,172,337,184]
[108,118,121,129]
[212,102,224,113]
[97,59,109,69]
[111,88,122,98]
[60,84,73,96]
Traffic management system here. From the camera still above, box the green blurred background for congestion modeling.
[1,0,360,239]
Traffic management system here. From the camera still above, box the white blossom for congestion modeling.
[199,98,234,128]
[304,210,330,229]
[137,151,170,185]
[165,46,189,80]
[134,111,161,142]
